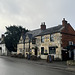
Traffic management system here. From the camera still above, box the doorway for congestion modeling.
[35,49,37,56]
[62,50,69,61]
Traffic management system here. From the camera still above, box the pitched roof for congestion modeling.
[39,25,64,35]
[25,29,43,39]
[25,25,64,39]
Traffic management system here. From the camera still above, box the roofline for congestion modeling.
[25,25,64,38]
[34,31,61,37]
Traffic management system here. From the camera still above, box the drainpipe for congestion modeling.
[23,39,25,57]
[29,40,30,54]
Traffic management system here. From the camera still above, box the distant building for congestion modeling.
[0,34,8,56]
[17,18,75,60]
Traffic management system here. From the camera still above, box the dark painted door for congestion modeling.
[62,50,69,61]
[35,49,37,55]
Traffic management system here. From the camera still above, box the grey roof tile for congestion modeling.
[26,29,43,38]
[39,25,63,35]
[25,25,63,39]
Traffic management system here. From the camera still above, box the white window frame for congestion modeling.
[41,36,44,43]
[50,34,54,42]
[69,41,73,45]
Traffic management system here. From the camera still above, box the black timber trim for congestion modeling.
[35,31,61,37]
[61,32,75,36]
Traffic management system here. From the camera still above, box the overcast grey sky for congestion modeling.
[0,0,75,36]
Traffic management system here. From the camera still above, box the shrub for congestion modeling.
[11,54,17,57]
[67,60,75,66]
[54,58,61,61]
[17,53,24,58]
[31,55,37,60]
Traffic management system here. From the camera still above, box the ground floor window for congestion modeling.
[49,47,56,54]
[41,47,44,54]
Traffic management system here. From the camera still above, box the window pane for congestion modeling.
[41,36,44,43]
[49,47,56,54]
[69,41,73,45]
[32,39,36,44]
[50,34,54,42]
[41,47,44,54]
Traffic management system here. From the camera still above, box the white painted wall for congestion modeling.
[41,55,47,59]
[0,44,7,56]
[0,50,1,55]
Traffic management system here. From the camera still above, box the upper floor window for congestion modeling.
[41,36,44,43]
[32,38,36,44]
[50,34,54,42]
[69,41,73,45]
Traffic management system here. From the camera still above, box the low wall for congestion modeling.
[41,55,47,59]
[67,60,75,66]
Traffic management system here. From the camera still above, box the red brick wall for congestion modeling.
[61,33,75,48]
[61,20,75,48]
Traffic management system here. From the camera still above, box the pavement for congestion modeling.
[0,56,75,73]
[36,59,75,72]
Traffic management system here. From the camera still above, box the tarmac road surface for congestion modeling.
[0,56,75,75]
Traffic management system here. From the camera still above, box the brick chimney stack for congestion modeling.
[40,22,46,30]
[62,18,67,26]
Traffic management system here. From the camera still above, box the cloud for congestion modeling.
[0,0,75,35]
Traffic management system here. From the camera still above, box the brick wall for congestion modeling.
[61,19,75,48]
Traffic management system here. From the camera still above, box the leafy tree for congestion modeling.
[4,25,28,52]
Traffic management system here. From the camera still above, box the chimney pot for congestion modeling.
[62,18,67,26]
[40,22,46,30]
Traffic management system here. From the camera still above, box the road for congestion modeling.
[0,56,75,75]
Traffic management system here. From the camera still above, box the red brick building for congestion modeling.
[61,18,75,60]
[61,18,75,48]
